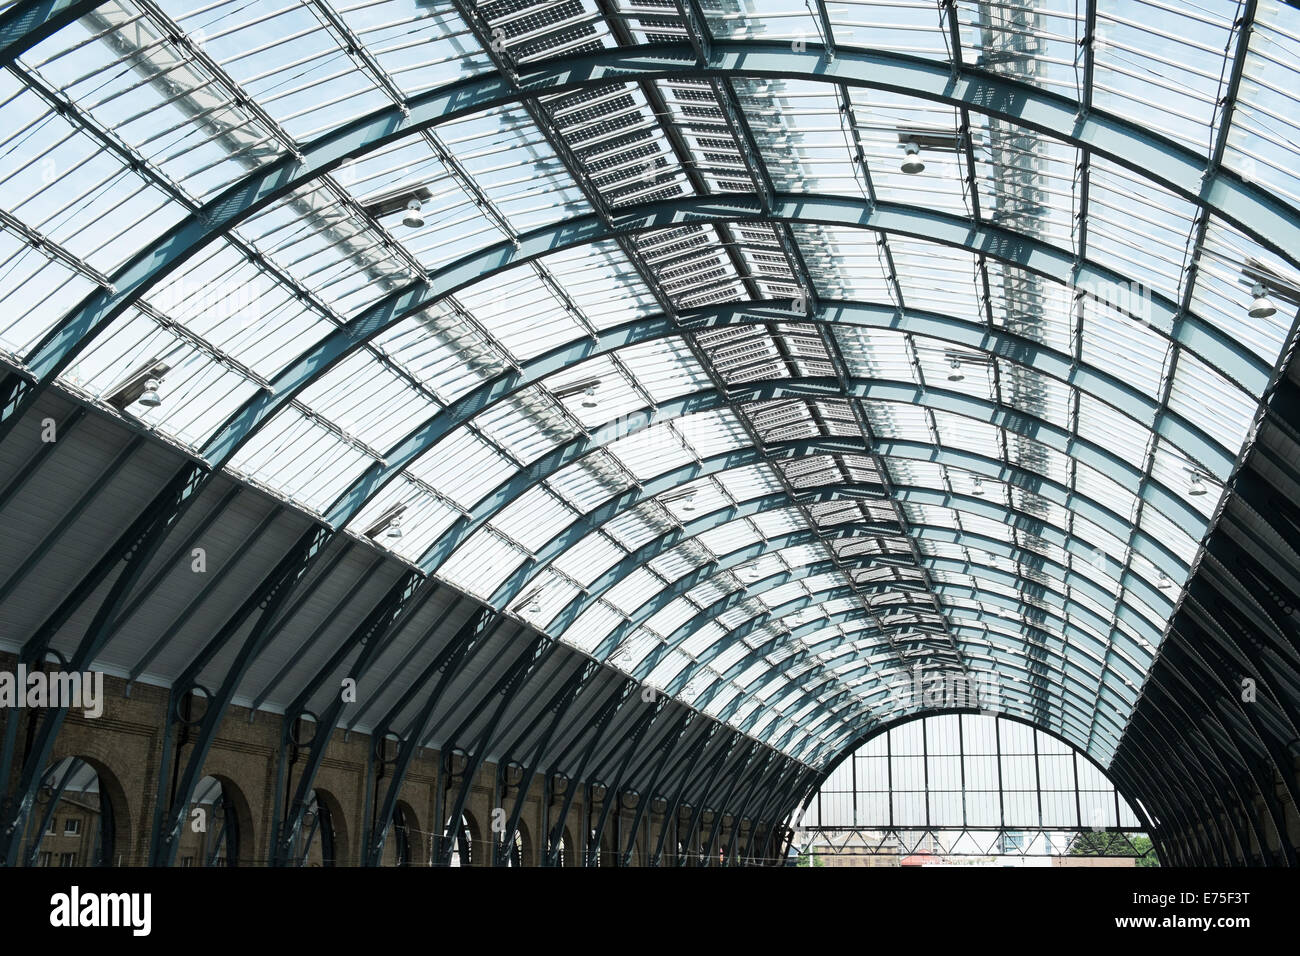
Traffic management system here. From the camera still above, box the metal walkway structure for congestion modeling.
[0,0,1299,865]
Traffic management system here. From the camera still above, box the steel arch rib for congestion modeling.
[510,471,1175,647]
[0,202,1270,523]
[510,479,1177,646]
[0,0,102,64]
[698,621,1121,749]
[658,586,1111,733]
[422,390,1190,599]
[761,654,1124,766]
[562,506,1164,676]
[10,31,1300,405]
[505,438,1179,645]
[587,590,1128,754]
[675,575,1121,717]
[655,566,1127,691]
[396,375,1196,616]
[657,575,1133,733]
[245,383,1195,710]
[570,516,1163,665]
[300,295,1225,578]
[674,576,1116,698]
[698,611,1126,733]
[715,598,1127,724]
[206,191,1254,510]
[478,435,1189,619]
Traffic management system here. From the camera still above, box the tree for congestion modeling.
[1069,830,1159,866]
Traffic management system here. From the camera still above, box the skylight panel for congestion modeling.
[645,597,701,641]
[604,503,674,551]
[456,267,589,363]
[488,485,577,553]
[714,462,784,501]
[1167,349,1259,455]
[409,427,517,508]
[617,337,712,403]
[605,414,696,479]
[474,386,578,465]
[546,451,631,513]
[375,305,512,403]
[695,520,762,558]
[551,529,625,586]
[603,566,663,615]
[563,600,626,654]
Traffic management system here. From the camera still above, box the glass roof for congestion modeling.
[4,0,1299,770]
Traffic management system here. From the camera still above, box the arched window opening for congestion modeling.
[290,790,339,867]
[797,713,1154,866]
[22,757,118,867]
[175,775,240,867]
[445,814,473,867]
[390,804,411,867]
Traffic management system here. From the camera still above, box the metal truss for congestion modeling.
[4,0,1300,867]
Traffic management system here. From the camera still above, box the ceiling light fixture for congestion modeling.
[1187,472,1208,497]
[971,476,984,496]
[402,197,424,229]
[138,377,163,408]
[516,587,544,616]
[105,356,175,412]
[364,503,408,541]
[581,385,598,409]
[1249,281,1277,319]
[900,140,924,174]
[947,357,965,382]
[1157,571,1172,589]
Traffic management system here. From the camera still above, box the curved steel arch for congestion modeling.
[795,656,1130,760]
[652,551,1137,715]
[759,644,1127,768]
[255,187,1248,532]
[659,560,1119,682]
[572,521,1161,706]
[512,411,1185,642]
[681,594,1125,739]
[483,432,1189,623]
[282,299,1196,595]
[76,182,1234,609]
[400,372,1197,628]
[590,567,1138,755]
[664,569,1123,697]
[616,520,1149,701]
[528,472,1172,653]
[795,708,1160,834]
[7,20,1296,419]
[661,585,1134,721]
[299,293,1231,549]
[655,563,1138,729]
[441,411,1182,619]
[671,568,1131,696]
